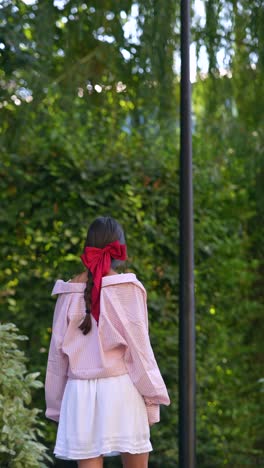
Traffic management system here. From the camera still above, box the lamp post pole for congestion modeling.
[179,0,196,466]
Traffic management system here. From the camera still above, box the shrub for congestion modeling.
[0,323,51,467]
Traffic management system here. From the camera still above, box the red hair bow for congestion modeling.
[80,240,127,324]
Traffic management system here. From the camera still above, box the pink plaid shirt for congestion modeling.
[45,273,170,425]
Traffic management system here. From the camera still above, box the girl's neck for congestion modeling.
[70,268,118,283]
[105,268,118,276]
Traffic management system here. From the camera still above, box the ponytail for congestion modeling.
[79,269,93,335]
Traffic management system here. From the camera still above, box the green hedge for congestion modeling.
[0,323,51,467]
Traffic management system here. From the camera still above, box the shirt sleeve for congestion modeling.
[105,282,170,425]
[45,293,70,422]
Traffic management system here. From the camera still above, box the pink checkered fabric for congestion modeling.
[45,273,170,425]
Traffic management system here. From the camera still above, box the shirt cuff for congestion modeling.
[45,408,59,422]
[145,403,160,425]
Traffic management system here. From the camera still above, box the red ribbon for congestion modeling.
[80,240,127,324]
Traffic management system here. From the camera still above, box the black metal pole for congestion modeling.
[179,0,196,466]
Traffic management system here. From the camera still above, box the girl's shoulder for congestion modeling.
[101,274,148,323]
[69,271,88,283]
[102,272,144,287]
[51,273,146,296]
[101,273,147,298]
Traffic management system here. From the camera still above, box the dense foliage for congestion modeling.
[0,323,51,467]
[0,0,263,467]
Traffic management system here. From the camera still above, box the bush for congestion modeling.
[0,323,51,467]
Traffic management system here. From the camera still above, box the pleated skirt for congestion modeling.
[54,373,153,460]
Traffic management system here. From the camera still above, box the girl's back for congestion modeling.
[45,216,170,468]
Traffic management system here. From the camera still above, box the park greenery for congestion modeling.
[0,0,263,466]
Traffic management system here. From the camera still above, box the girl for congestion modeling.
[45,216,170,468]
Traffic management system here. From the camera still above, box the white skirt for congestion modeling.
[54,373,153,460]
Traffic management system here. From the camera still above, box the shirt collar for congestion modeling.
[51,273,138,296]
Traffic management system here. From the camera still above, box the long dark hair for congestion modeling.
[79,216,126,335]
